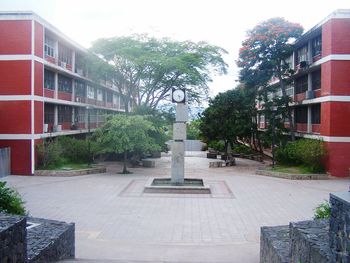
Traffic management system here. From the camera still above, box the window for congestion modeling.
[295,75,308,94]
[87,85,96,99]
[44,104,54,123]
[286,85,294,96]
[58,44,72,65]
[312,70,321,90]
[44,69,55,90]
[311,104,321,124]
[97,89,104,101]
[312,35,322,57]
[296,45,308,65]
[106,91,113,103]
[295,106,308,123]
[58,105,72,123]
[44,35,55,58]
[75,80,86,97]
[58,75,72,93]
[113,93,119,105]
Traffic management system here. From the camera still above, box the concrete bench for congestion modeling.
[209,160,225,168]
[142,159,155,168]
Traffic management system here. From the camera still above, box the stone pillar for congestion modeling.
[329,192,350,263]
[171,103,188,185]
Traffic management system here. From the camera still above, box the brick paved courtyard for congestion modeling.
[3,152,348,262]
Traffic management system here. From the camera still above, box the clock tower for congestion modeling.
[171,88,188,185]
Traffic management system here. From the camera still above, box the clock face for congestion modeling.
[172,89,185,103]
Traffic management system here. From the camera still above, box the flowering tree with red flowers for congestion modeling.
[237,17,303,141]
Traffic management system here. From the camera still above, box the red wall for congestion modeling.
[322,18,350,56]
[0,101,31,133]
[0,140,32,175]
[321,61,350,96]
[44,89,54,98]
[324,142,350,177]
[34,101,43,134]
[34,21,43,58]
[321,102,350,137]
[58,92,72,101]
[0,60,31,95]
[34,61,43,96]
[0,20,31,55]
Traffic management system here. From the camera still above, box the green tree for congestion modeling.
[199,88,254,154]
[89,35,228,109]
[187,119,202,140]
[94,114,161,173]
[237,17,303,141]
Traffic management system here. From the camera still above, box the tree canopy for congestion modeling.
[199,88,254,153]
[94,114,161,173]
[237,17,303,140]
[89,35,228,110]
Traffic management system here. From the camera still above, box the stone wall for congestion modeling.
[0,213,27,262]
[329,192,350,263]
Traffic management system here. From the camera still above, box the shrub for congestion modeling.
[208,141,225,152]
[58,137,92,163]
[314,201,331,219]
[233,144,252,154]
[276,139,326,172]
[37,139,64,169]
[297,139,326,173]
[0,181,26,215]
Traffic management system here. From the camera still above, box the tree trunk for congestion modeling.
[278,76,295,141]
[122,150,128,174]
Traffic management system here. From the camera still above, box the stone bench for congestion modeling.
[209,160,225,168]
[142,159,155,168]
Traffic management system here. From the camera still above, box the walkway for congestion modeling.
[3,152,348,262]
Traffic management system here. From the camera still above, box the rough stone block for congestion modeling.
[329,192,350,263]
[260,225,290,263]
[173,123,186,140]
[0,214,27,262]
[289,219,330,263]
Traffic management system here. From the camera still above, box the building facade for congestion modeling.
[0,12,127,175]
[258,9,350,177]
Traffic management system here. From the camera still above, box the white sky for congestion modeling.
[1,0,349,98]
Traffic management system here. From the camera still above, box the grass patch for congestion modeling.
[268,165,321,174]
[38,163,94,171]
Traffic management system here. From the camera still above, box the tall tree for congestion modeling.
[237,17,303,140]
[199,88,254,154]
[89,35,228,109]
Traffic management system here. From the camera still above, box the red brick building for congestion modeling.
[0,12,127,175]
[257,9,350,177]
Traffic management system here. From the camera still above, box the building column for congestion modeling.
[54,105,58,126]
[308,73,312,91]
[307,105,312,133]
[54,72,58,99]
[307,40,313,63]
[71,50,75,73]
[72,79,75,102]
